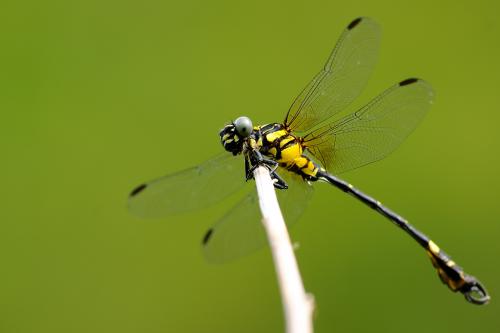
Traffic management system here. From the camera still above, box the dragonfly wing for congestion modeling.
[278,172,315,227]
[284,17,381,132]
[128,153,246,218]
[202,169,314,263]
[303,78,434,174]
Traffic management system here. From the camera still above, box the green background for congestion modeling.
[2,0,499,332]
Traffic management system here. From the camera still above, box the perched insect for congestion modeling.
[129,17,489,305]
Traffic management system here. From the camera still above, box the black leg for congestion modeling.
[245,150,288,189]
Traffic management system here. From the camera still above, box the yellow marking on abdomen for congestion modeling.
[302,160,318,177]
[293,156,308,168]
[428,240,440,255]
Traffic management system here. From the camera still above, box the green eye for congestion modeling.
[234,116,253,137]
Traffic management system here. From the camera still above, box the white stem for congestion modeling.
[253,166,315,333]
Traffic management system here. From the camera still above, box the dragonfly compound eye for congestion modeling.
[234,116,253,138]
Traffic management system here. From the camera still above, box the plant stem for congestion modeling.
[253,166,314,333]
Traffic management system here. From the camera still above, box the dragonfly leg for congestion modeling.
[270,170,288,189]
[245,150,288,189]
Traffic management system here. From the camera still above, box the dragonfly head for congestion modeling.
[219,116,253,155]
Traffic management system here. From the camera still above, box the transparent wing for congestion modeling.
[128,153,246,218]
[202,170,314,263]
[303,79,434,174]
[284,17,381,132]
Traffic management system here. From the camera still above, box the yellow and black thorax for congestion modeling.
[252,123,321,179]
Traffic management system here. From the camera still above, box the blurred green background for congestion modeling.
[1,0,499,332]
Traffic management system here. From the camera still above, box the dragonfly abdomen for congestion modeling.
[283,155,321,180]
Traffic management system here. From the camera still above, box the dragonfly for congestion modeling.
[128,17,489,305]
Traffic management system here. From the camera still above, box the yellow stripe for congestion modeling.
[279,144,302,163]
[294,157,308,168]
[266,130,288,143]
[279,136,294,148]
[302,161,317,176]
[428,240,440,255]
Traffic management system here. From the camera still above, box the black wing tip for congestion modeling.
[399,78,420,86]
[202,228,214,246]
[347,17,363,30]
[130,183,147,197]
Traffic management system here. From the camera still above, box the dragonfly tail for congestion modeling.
[317,170,490,305]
